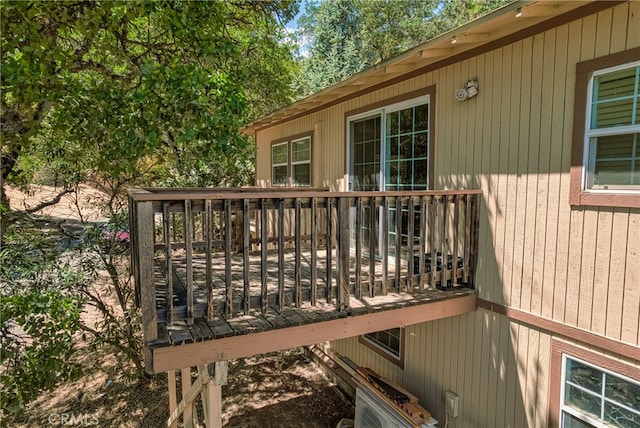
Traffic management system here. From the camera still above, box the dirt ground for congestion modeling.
[10,347,354,427]
[5,185,355,427]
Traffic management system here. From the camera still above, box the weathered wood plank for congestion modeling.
[163,202,174,324]
[407,196,415,290]
[277,199,285,309]
[355,196,362,299]
[243,198,250,315]
[224,200,233,317]
[395,196,402,292]
[260,199,268,313]
[419,196,427,290]
[326,197,333,303]
[205,200,214,320]
[452,195,460,286]
[184,200,194,325]
[381,197,389,295]
[337,197,350,311]
[369,196,377,297]
[295,198,302,307]
[311,198,318,306]
[136,199,157,373]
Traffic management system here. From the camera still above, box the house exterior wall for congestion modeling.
[254,2,640,426]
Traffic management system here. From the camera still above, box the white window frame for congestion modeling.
[290,136,312,187]
[346,95,430,192]
[582,60,640,193]
[560,354,640,427]
[271,141,289,187]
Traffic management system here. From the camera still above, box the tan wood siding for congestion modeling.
[255,4,640,342]
[254,3,639,426]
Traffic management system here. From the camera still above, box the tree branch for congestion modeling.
[24,188,74,214]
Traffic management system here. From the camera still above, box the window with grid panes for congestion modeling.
[561,355,640,427]
[271,136,311,187]
[584,62,640,191]
[363,328,402,360]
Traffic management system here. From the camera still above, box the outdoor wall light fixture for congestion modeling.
[516,7,523,17]
[451,35,457,44]
[454,79,479,102]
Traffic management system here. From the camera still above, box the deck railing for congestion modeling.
[129,188,481,339]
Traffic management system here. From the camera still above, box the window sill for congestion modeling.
[569,191,640,208]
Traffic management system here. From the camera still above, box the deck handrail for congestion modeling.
[129,188,481,372]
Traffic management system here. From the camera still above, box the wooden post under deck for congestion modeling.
[166,362,228,428]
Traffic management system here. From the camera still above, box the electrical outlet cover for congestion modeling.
[445,390,459,418]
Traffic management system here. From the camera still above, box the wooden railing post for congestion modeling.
[337,197,350,312]
[131,196,157,374]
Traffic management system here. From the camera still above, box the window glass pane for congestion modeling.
[414,132,428,158]
[400,135,413,159]
[414,159,428,187]
[364,328,401,357]
[592,133,639,186]
[292,138,310,163]
[415,104,429,131]
[592,66,639,129]
[604,402,640,428]
[567,359,603,393]
[596,67,637,102]
[565,385,602,421]
[272,144,288,165]
[292,163,310,186]
[594,98,635,128]
[272,165,288,185]
[389,111,399,136]
[606,374,640,412]
[399,108,413,134]
[563,412,596,428]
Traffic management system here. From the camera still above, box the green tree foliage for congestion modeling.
[0,1,299,418]
[293,0,511,97]
[0,220,86,418]
[1,0,298,193]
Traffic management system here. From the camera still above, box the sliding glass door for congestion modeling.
[348,95,430,259]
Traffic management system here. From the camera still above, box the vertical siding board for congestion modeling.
[488,47,504,305]
[524,329,540,428]
[594,8,614,58]
[606,211,628,341]
[541,28,562,321]
[494,316,510,428]
[621,213,639,345]
[454,316,467,425]
[532,30,553,317]
[502,40,522,308]
[553,20,579,323]
[512,36,533,310]
[592,209,614,335]
[504,323,519,428]
[579,13,597,61]
[628,1,640,50]
[478,50,495,302]
[578,209,598,331]
[564,18,587,327]
[497,44,514,308]
[513,323,528,428]
[485,312,500,428]
[610,3,630,53]
[523,33,544,314]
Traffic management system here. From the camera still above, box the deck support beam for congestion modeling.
[153,293,476,373]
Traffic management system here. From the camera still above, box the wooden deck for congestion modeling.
[129,188,481,373]
[152,249,477,347]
